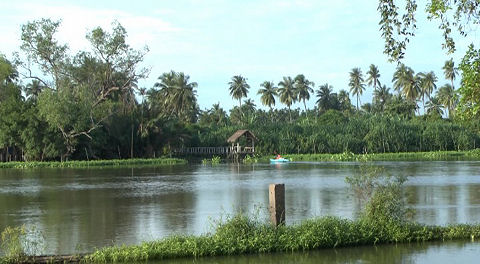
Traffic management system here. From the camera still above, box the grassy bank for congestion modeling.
[82,214,480,263]
[256,149,480,162]
[0,158,187,169]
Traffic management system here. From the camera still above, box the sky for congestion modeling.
[0,0,477,111]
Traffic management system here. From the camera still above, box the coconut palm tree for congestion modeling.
[437,83,457,118]
[425,96,444,116]
[24,79,45,101]
[169,72,199,122]
[373,84,392,112]
[392,64,419,104]
[257,81,278,111]
[442,59,458,89]
[392,63,409,95]
[294,74,314,112]
[153,71,198,122]
[316,83,335,113]
[337,89,352,111]
[277,76,297,121]
[348,67,365,110]
[417,71,438,113]
[228,75,250,108]
[366,64,381,92]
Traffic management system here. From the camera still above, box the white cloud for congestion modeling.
[1,1,180,54]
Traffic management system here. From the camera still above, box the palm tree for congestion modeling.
[392,63,408,95]
[366,64,381,92]
[257,81,278,111]
[337,89,351,111]
[437,83,457,118]
[442,59,458,89]
[417,71,438,113]
[211,103,227,125]
[316,83,335,113]
[425,96,444,116]
[294,74,314,112]
[170,72,199,122]
[24,80,45,101]
[277,76,297,121]
[348,67,365,110]
[392,64,419,104]
[153,71,198,122]
[373,84,392,112]
[228,75,250,108]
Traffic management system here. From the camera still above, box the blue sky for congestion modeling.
[0,0,476,111]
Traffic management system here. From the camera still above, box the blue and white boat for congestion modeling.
[270,158,289,163]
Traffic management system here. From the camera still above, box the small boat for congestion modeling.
[270,158,289,163]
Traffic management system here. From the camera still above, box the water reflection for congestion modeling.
[150,241,480,264]
[0,161,480,255]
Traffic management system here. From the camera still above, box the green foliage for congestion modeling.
[458,44,480,120]
[84,211,480,263]
[202,156,221,165]
[0,225,43,263]
[0,158,186,169]
[1,226,26,261]
[242,154,258,163]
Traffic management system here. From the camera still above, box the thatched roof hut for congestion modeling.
[227,130,257,143]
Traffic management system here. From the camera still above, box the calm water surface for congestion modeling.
[1,161,480,257]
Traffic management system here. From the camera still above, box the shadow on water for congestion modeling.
[149,241,480,264]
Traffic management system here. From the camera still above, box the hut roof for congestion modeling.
[227,130,258,143]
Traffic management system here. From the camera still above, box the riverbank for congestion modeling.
[255,149,480,162]
[0,158,187,169]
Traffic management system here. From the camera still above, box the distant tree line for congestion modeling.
[0,18,479,161]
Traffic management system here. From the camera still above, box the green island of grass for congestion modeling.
[0,158,187,169]
[254,149,480,163]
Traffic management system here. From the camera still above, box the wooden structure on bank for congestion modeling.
[174,130,257,159]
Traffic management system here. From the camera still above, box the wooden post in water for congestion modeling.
[269,183,285,226]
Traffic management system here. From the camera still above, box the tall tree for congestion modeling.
[392,64,419,103]
[228,75,250,108]
[348,67,365,110]
[437,83,457,118]
[417,71,438,113]
[294,74,314,112]
[153,71,198,122]
[366,64,381,92]
[277,76,297,121]
[257,81,278,111]
[24,80,45,102]
[425,96,444,117]
[21,19,148,160]
[442,59,458,89]
[337,89,352,112]
[373,84,392,112]
[316,83,336,113]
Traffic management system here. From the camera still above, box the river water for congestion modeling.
[1,161,480,260]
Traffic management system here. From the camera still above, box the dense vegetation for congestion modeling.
[1,16,479,163]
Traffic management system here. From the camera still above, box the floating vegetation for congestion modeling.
[0,158,186,169]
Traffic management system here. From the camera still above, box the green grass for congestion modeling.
[83,213,480,263]
[0,158,187,169]
[258,149,480,162]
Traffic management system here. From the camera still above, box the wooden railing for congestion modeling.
[174,146,254,156]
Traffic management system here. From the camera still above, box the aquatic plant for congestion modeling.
[211,156,221,164]
[83,212,480,263]
[264,150,480,162]
[0,225,43,263]
[242,154,258,163]
[0,158,186,169]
